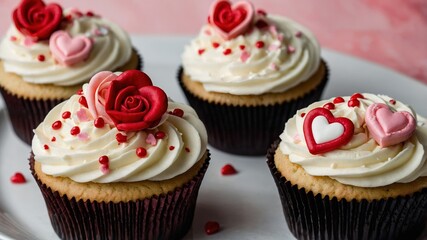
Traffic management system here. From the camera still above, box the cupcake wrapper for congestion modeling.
[0,86,63,145]
[0,50,143,145]
[134,47,144,71]
[267,141,427,240]
[29,151,210,240]
[177,64,329,155]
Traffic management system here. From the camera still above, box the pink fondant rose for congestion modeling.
[84,70,168,132]
[13,0,63,41]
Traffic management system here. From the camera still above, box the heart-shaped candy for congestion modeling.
[209,0,254,40]
[13,0,63,40]
[49,30,93,66]
[303,108,355,155]
[365,103,416,147]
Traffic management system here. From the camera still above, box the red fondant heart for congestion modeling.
[303,108,355,155]
[209,0,254,40]
[13,0,63,40]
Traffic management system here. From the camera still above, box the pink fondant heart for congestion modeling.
[209,0,255,40]
[49,30,92,66]
[303,108,355,155]
[365,103,416,147]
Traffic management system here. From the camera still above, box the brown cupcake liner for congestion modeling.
[0,50,143,145]
[266,140,427,240]
[29,150,209,240]
[0,86,64,145]
[177,64,329,156]
[134,47,144,71]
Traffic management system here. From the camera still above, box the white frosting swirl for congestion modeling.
[32,95,208,183]
[0,9,132,86]
[182,15,321,95]
[279,93,427,187]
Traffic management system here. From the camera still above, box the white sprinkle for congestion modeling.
[330,163,337,169]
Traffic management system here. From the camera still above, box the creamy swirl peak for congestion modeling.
[0,0,132,86]
[182,0,321,95]
[280,93,427,187]
[32,70,208,183]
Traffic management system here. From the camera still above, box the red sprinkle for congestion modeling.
[169,146,175,151]
[52,121,62,130]
[10,172,26,184]
[116,133,127,143]
[255,19,269,29]
[300,112,306,117]
[98,155,109,164]
[295,31,303,38]
[257,9,267,16]
[172,108,184,118]
[323,102,335,110]
[185,147,191,153]
[70,126,81,135]
[333,96,345,104]
[348,99,360,108]
[223,48,232,55]
[136,147,147,158]
[37,54,45,62]
[221,164,237,175]
[76,89,83,95]
[155,131,166,139]
[389,99,396,105]
[198,49,205,55]
[44,144,49,150]
[239,45,246,50]
[64,14,73,22]
[204,221,220,235]
[51,136,56,142]
[94,117,105,128]
[86,11,94,17]
[351,93,364,100]
[255,41,265,48]
[79,96,88,108]
[10,36,17,41]
[212,42,220,48]
[62,111,71,119]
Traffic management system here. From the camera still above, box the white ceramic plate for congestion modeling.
[1,36,427,240]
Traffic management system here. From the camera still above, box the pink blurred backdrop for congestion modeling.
[1,0,426,84]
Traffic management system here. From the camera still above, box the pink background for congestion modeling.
[1,0,426,85]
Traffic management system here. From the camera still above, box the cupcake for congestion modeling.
[179,0,328,155]
[30,70,209,239]
[0,0,141,144]
[267,93,427,239]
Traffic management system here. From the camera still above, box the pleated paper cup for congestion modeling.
[267,140,427,240]
[30,150,210,240]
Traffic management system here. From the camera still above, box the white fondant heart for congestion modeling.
[312,116,345,144]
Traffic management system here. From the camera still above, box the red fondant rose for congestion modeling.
[12,0,63,41]
[104,70,168,132]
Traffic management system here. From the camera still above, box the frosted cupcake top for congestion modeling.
[279,93,427,187]
[0,0,132,86]
[182,0,321,95]
[32,70,208,183]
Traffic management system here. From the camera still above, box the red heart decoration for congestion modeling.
[303,108,355,155]
[12,0,63,41]
[209,0,254,40]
